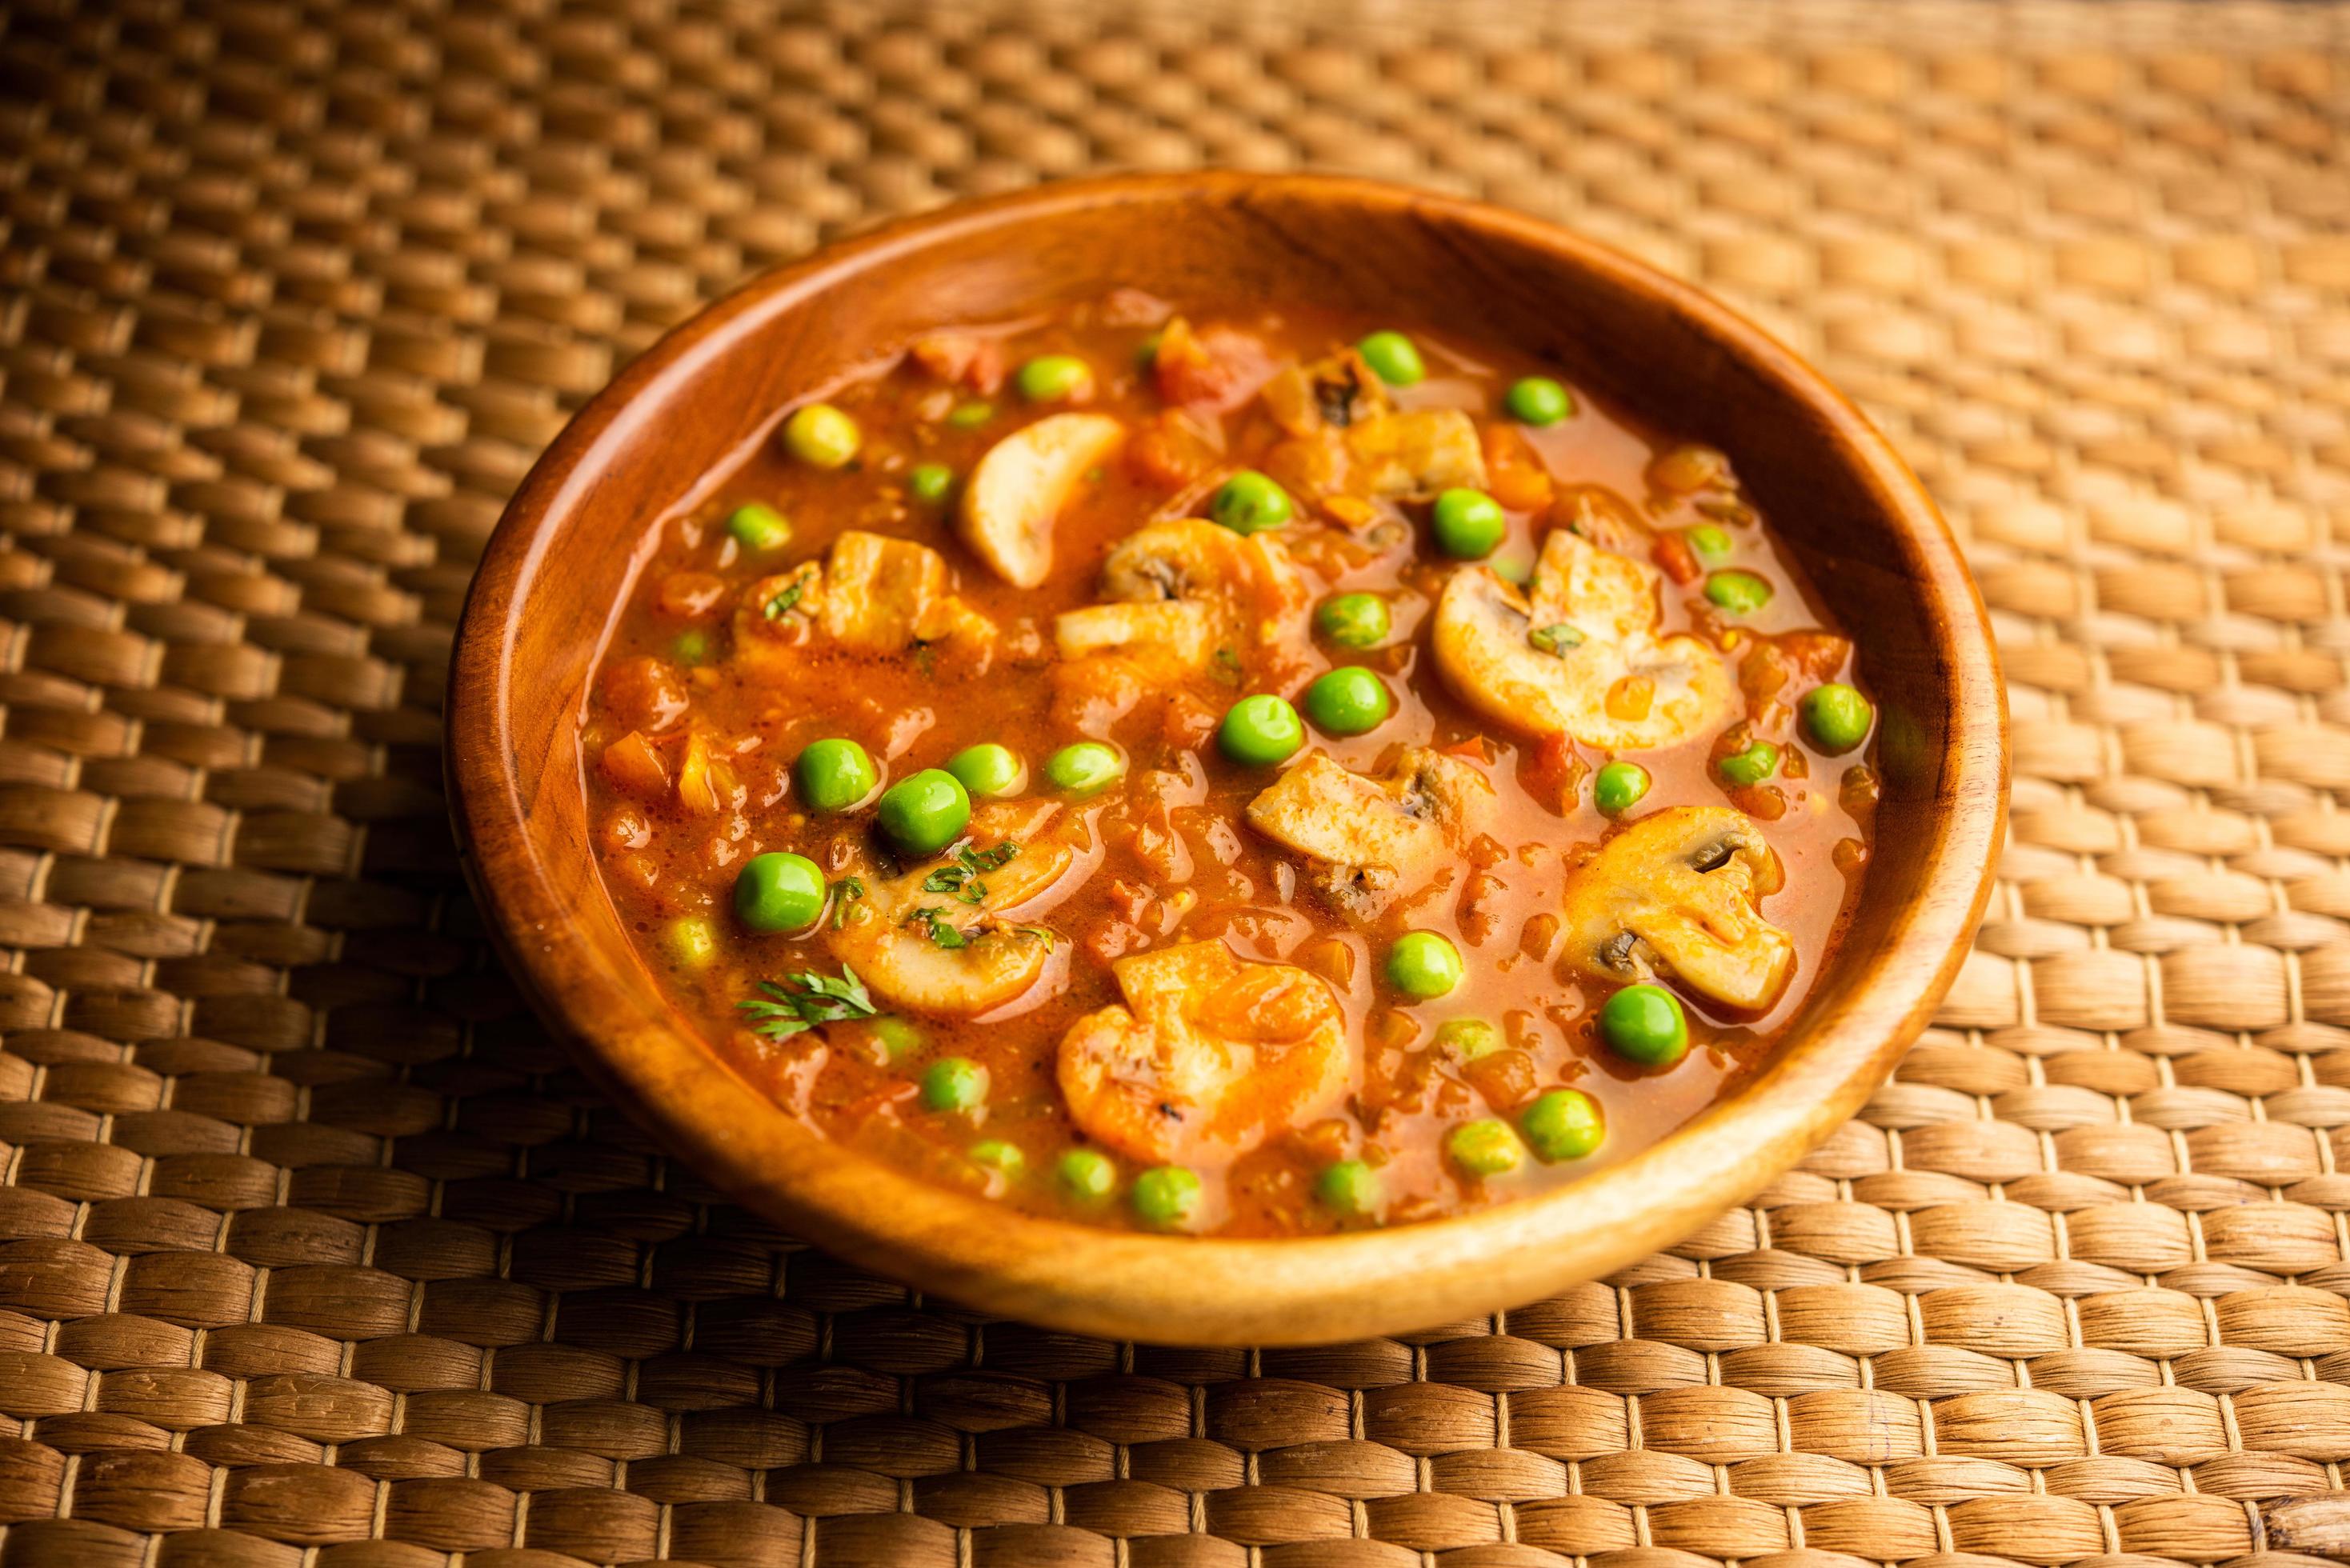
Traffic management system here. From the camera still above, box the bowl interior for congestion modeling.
[454,174,2004,1344]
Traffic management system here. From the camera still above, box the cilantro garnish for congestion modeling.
[763,576,809,620]
[829,876,865,930]
[1529,622,1586,657]
[905,906,970,950]
[920,842,1018,906]
[735,965,877,1040]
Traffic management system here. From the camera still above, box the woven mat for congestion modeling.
[6,1,2350,1564]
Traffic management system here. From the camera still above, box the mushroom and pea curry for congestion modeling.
[584,296,1878,1237]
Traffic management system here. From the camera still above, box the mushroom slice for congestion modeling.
[1244,748,1495,921]
[734,531,995,684]
[1054,517,1309,683]
[958,412,1127,588]
[1057,939,1349,1165]
[1052,600,1218,678]
[1558,805,1794,1013]
[830,826,1080,1018]
[1343,409,1488,501]
[1432,527,1730,750]
[1261,347,1395,435]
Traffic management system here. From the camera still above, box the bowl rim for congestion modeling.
[448,169,2008,1345]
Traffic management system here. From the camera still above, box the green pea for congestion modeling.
[1801,683,1874,754]
[971,1139,1024,1176]
[946,399,994,429]
[1703,569,1774,614]
[795,738,879,813]
[664,917,716,969]
[1303,667,1391,737]
[1447,1118,1523,1178]
[1521,1088,1606,1162]
[1015,354,1094,402]
[1044,741,1126,796]
[1209,470,1295,534]
[1357,330,1426,386]
[1387,931,1463,999]
[1435,1018,1504,1061]
[876,768,971,856]
[1594,761,1651,816]
[1217,694,1304,767]
[1132,1165,1203,1228]
[1687,524,1733,563]
[871,1016,923,1059]
[944,743,1024,799]
[1317,1159,1382,1218]
[1493,557,1534,586]
[907,463,955,504]
[1504,376,1574,426]
[1315,593,1391,650]
[1718,740,1780,787]
[727,502,792,553]
[921,1056,987,1111]
[1599,983,1689,1068]
[783,402,860,469]
[733,851,827,933]
[1058,1148,1117,1202]
[1431,488,1507,560]
[673,630,709,663]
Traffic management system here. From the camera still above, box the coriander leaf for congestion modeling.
[763,578,807,620]
[904,906,969,950]
[828,876,865,930]
[1528,622,1585,657]
[735,963,878,1040]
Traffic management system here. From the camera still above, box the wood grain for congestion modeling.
[447,170,2008,1345]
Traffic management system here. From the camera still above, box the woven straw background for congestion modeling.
[7,0,2350,1563]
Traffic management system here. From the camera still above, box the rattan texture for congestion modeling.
[2,0,2350,1562]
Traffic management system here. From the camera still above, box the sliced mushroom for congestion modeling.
[1558,805,1794,1013]
[1432,526,1729,750]
[830,821,1082,1018]
[1244,748,1495,921]
[1057,939,1349,1165]
[1343,409,1488,501]
[1049,518,1310,706]
[1261,347,1395,435]
[958,412,1127,588]
[1052,600,1217,678]
[734,530,995,685]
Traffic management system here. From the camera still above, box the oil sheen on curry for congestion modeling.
[584,295,1879,1237]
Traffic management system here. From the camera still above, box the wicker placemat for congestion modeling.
[4,0,2350,1562]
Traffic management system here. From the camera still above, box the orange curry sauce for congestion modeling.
[582,294,1876,1237]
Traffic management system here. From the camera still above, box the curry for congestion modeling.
[581,294,1877,1237]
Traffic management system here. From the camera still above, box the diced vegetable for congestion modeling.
[783,402,860,468]
[1217,694,1304,766]
[1386,931,1463,999]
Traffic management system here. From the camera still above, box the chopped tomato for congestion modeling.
[1151,317,1276,413]
[911,332,1006,394]
[601,731,669,801]
[600,656,690,732]
[1479,423,1555,512]
[1651,532,1700,586]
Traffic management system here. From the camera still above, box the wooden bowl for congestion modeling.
[449,171,2007,1346]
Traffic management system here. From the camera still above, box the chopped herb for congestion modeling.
[735,965,878,1040]
[905,906,970,950]
[1529,622,1586,657]
[1013,924,1056,949]
[828,876,865,930]
[960,841,1017,873]
[763,577,808,620]
[922,841,1019,906]
[1213,646,1242,685]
